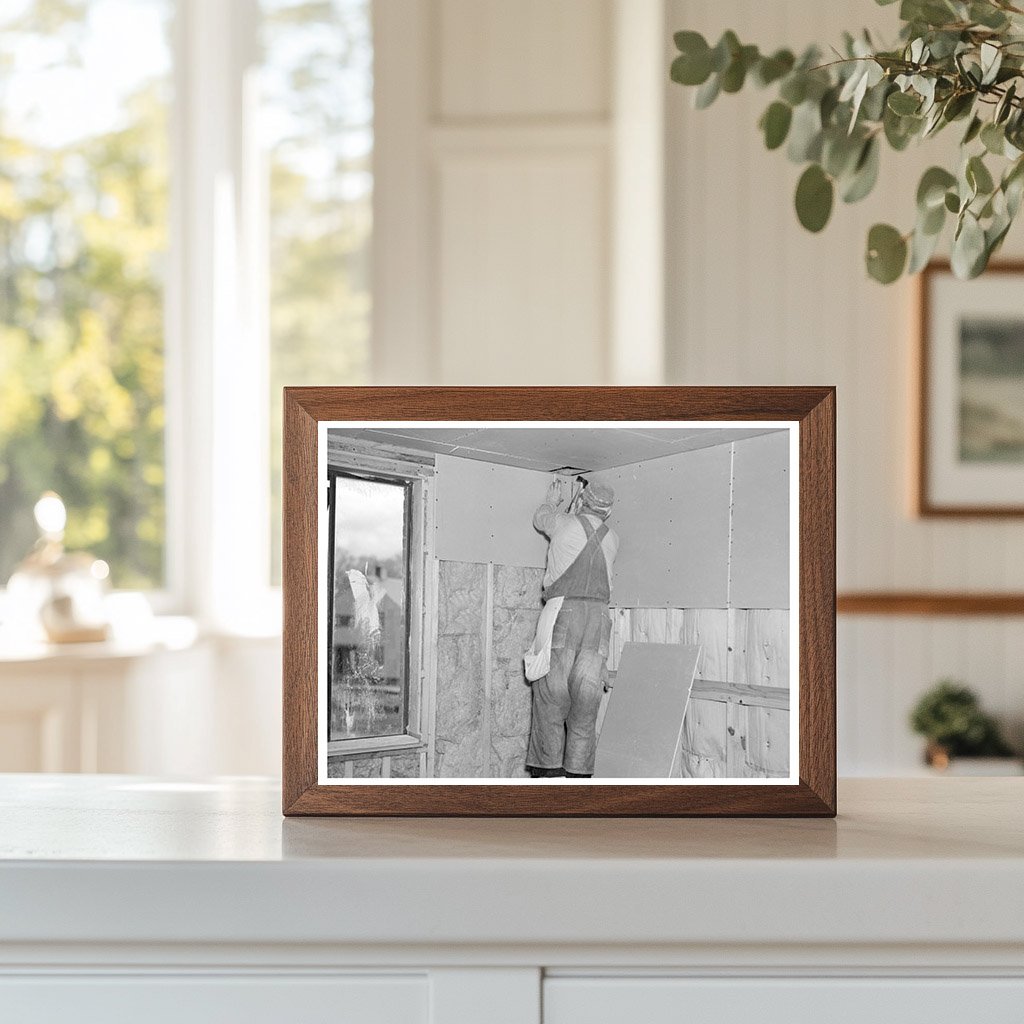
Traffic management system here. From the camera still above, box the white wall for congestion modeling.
[192,0,1022,780]
[373,0,666,386]
[665,0,1024,772]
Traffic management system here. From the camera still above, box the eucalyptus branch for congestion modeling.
[670,0,1024,283]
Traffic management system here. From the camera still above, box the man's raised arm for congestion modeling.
[533,477,573,536]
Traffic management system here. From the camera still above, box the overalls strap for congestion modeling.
[543,515,611,602]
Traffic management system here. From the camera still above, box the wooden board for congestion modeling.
[728,608,790,689]
[608,607,729,681]
[594,642,700,779]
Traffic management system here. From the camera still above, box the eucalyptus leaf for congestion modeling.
[980,42,1002,86]
[779,74,807,106]
[866,223,908,283]
[787,101,824,162]
[822,128,864,178]
[884,106,922,150]
[842,137,881,203]
[861,79,892,122]
[996,82,1017,124]
[694,73,721,109]
[917,166,957,210]
[952,212,987,278]
[962,115,983,145]
[1002,158,1024,217]
[942,91,974,122]
[981,121,1006,155]
[754,49,795,87]
[921,200,946,235]
[710,31,740,73]
[671,50,712,87]
[970,2,1009,29]
[795,164,834,232]
[888,90,921,115]
[1006,172,1024,218]
[721,44,759,92]
[760,101,793,150]
[967,154,995,195]
[908,221,943,273]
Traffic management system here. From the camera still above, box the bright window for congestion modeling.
[261,0,373,583]
[328,472,409,741]
[0,0,375,617]
[0,0,172,589]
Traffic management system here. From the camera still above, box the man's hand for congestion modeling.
[545,476,565,507]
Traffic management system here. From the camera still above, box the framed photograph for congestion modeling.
[282,387,835,816]
[918,261,1024,516]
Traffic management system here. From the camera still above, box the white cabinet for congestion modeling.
[0,640,211,773]
[0,629,281,776]
[545,978,1024,1024]
[1,975,428,1024]
[1,777,1022,1024]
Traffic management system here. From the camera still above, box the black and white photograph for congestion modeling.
[318,422,797,784]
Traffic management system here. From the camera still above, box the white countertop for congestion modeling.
[2,775,1022,953]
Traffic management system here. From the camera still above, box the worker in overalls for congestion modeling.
[527,477,619,778]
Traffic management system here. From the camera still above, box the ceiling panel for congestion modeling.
[328,426,787,471]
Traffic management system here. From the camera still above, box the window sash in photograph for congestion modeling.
[327,469,414,745]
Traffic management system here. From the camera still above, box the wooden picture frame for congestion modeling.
[283,387,836,817]
[917,261,1024,517]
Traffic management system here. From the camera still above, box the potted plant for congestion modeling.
[670,0,1024,283]
[909,679,1019,772]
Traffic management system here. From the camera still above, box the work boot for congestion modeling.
[528,766,565,778]
[564,771,592,778]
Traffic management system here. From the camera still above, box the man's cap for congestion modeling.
[581,480,615,513]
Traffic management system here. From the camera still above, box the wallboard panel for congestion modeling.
[434,454,550,568]
[730,432,791,609]
[594,642,700,778]
[592,445,732,607]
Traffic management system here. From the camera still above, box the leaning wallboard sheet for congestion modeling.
[594,642,701,778]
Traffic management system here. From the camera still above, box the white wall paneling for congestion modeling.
[436,145,609,384]
[374,0,666,386]
[372,0,435,384]
[611,0,666,384]
[665,0,1024,774]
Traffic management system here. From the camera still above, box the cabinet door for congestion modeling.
[0,974,428,1024]
[544,977,1024,1024]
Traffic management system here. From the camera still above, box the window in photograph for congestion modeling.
[262,0,373,583]
[0,0,172,588]
[328,473,409,742]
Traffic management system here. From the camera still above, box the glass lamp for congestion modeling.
[5,493,111,644]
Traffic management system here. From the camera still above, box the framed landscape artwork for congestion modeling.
[918,262,1024,516]
[282,387,836,817]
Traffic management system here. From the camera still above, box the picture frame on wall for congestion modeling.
[917,261,1024,517]
[282,387,836,817]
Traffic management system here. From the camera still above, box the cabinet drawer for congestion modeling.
[544,977,1024,1024]
[0,974,427,1024]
